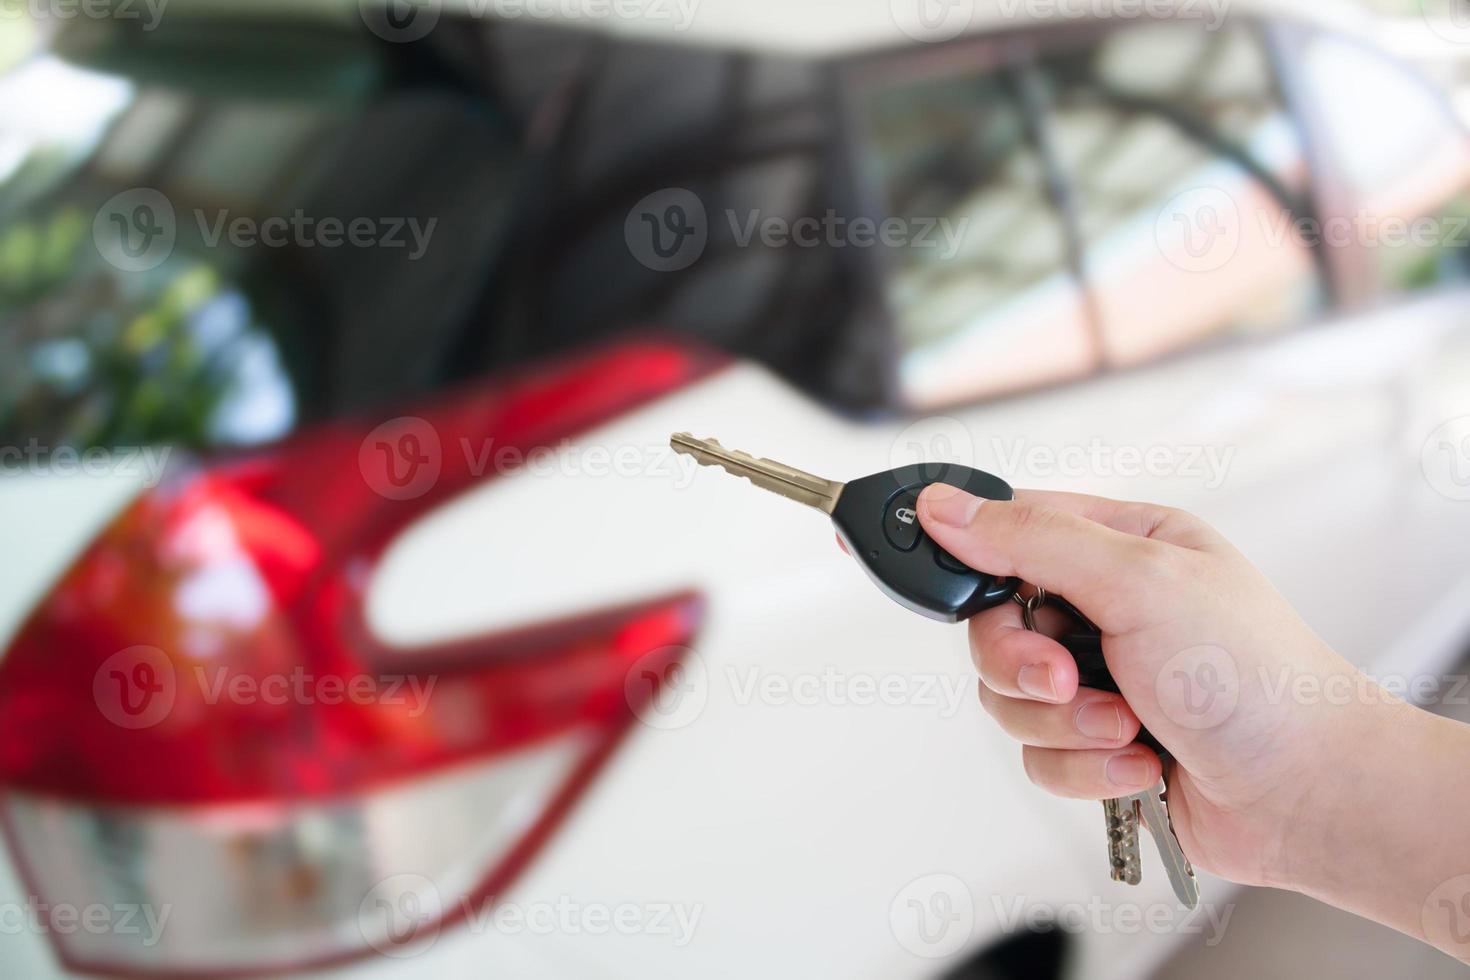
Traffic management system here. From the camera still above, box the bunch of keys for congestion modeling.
[671,433,1200,908]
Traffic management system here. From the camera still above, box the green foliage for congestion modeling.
[0,209,234,452]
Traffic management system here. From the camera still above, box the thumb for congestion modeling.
[917,484,1160,632]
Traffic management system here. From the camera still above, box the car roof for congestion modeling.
[161,0,1372,56]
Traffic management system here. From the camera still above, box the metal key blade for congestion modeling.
[670,433,844,513]
[1102,796,1143,886]
[1132,778,1199,908]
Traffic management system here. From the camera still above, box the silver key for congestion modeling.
[670,433,845,513]
[1129,777,1199,907]
[1012,596,1200,906]
[1104,781,1199,907]
[1102,796,1143,886]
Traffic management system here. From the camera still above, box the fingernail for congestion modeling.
[1106,752,1152,788]
[919,485,982,528]
[1017,663,1059,703]
[1075,702,1123,742]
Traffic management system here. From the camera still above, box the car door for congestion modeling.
[846,14,1470,673]
[838,19,1470,974]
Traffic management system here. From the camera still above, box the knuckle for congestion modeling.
[1020,745,1041,785]
[974,627,1027,686]
[1020,745,1055,790]
[976,680,1001,714]
[990,625,1034,666]
[1154,505,1200,530]
[966,614,1000,661]
[993,712,1030,744]
[1146,504,1225,549]
[989,702,1035,743]
[968,640,986,677]
[1129,538,1190,587]
[977,628,1080,702]
[1155,506,1203,536]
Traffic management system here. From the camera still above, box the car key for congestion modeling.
[1132,779,1198,906]
[672,433,1200,907]
[669,433,1017,621]
[1102,796,1143,886]
[1020,591,1199,906]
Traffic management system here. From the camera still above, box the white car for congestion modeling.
[3,1,1470,978]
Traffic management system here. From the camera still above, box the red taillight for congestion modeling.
[0,340,723,975]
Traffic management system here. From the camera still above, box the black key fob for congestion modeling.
[831,463,1019,623]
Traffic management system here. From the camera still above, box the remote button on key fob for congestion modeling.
[833,465,1017,622]
[881,487,923,552]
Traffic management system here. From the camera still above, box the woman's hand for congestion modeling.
[914,486,1438,900]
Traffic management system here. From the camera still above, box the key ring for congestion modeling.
[1012,586,1047,632]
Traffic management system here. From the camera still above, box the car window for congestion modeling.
[855,65,1101,409]
[0,24,528,454]
[5,18,904,448]
[1299,34,1470,295]
[1036,20,1326,368]
[0,56,299,452]
[488,41,895,409]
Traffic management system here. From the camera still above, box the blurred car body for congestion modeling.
[4,0,1470,977]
